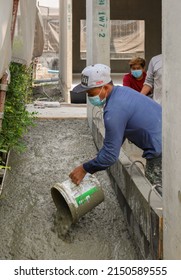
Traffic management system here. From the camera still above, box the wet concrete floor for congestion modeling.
[0,119,139,260]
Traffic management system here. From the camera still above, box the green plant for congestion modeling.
[0,62,36,162]
[0,148,10,170]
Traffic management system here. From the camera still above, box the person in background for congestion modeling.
[141,54,162,105]
[69,64,162,195]
[123,57,149,93]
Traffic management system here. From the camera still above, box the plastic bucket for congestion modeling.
[51,174,104,224]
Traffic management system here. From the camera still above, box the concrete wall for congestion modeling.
[72,0,161,73]
[162,0,181,259]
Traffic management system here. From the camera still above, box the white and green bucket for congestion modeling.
[51,174,104,224]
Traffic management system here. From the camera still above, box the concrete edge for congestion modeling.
[26,103,87,119]
[33,117,87,120]
[0,151,11,196]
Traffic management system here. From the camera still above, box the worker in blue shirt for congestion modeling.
[69,64,162,193]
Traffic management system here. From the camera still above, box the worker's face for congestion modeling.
[131,64,144,79]
[87,86,106,107]
[87,86,104,98]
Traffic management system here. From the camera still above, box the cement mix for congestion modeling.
[0,119,139,260]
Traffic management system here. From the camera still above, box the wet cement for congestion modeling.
[0,119,139,260]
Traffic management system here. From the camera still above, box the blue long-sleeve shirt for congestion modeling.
[83,86,162,174]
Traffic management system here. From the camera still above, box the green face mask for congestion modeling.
[88,95,106,106]
[88,86,106,107]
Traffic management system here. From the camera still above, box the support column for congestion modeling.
[162,0,181,259]
[59,0,72,103]
[86,0,110,66]
[86,0,110,128]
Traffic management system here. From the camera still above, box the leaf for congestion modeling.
[0,165,11,170]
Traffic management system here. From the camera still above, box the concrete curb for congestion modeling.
[26,103,87,119]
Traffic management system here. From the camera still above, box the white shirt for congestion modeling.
[144,54,162,105]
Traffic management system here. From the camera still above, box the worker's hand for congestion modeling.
[69,165,87,185]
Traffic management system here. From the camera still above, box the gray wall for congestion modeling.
[162,0,181,259]
[73,0,161,73]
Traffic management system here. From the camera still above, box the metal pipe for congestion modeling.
[33,78,59,84]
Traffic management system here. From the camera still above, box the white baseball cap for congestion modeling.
[73,64,111,93]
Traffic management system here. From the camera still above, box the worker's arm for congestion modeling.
[82,108,127,174]
[141,57,154,96]
[140,84,152,96]
[69,105,127,185]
